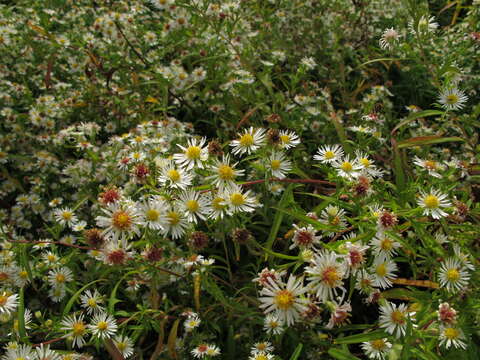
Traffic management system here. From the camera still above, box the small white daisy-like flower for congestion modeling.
[184,314,201,332]
[178,189,210,223]
[47,267,74,288]
[379,302,415,338]
[278,130,300,149]
[290,224,322,250]
[371,257,398,289]
[80,289,105,315]
[438,258,470,293]
[88,312,118,340]
[417,189,451,219]
[355,270,376,295]
[96,203,141,241]
[333,155,362,179]
[162,204,189,239]
[222,185,259,214]
[253,268,286,287]
[319,205,347,234]
[259,275,309,326]
[191,344,220,358]
[230,127,266,156]
[0,292,18,315]
[34,344,61,360]
[138,196,166,230]
[158,162,193,190]
[369,232,401,260]
[114,335,134,358]
[205,344,221,357]
[266,151,292,179]
[361,338,392,359]
[305,251,346,302]
[379,27,400,50]
[313,144,344,163]
[355,151,383,178]
[263,313,284,335]
[251,341,274,355]
[207,154,244,191]
[173,137,209,170]
[48,286,67,303]
[453,244,475,271]
[3,344,36,360]
[208,193,228,220]
[438,87,468,111]
[61,313,88,348]
[53,207,78,228]
[439,325,467,349]
[412,156,445,178]
[249,352,274,360]
[345,241,369,274]
[409,15,439,35]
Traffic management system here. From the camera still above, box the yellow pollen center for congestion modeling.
[47,254,56,262]
[167,211,180,225]
[218,164,234,180]
[0,295,7,306]
[446,268,460,281]
[256,355,268,360]
[324,151,335,159]
[186,200,199,212]
[112,211,132,230]
[185,146,201,160]
[87,298,97,307]
[423,195,439,209]
[62,211,73,220]
[230,193,245,206]
[424,160,437,170]
[360,158,370,167]
[380,238,393,251]
[446,94,459,104]
[19,271,28,279]
[239,133,254,147]
[146,209,160,221]
[371,339,386,350]
[391,310,405,324]
[56,274,66,283]
[271,159,281,170]
[117,342,127,350]
[97,321,108,331]
[73,322,86,336]
[212,197,225,210]
[280,135,291,144]
[376,263,387,277]
[341,161,353,172]
[322,266,341,286]
[274,290,294,310]
[444,327,459,340]
[167,169,181,182]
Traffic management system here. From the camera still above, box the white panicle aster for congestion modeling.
[230,127,266,156]
[438,257,470,293]
[139,196,167,230]
[88,312,118,339]
[60,313,88,348]
[178,189,210,223]
[278,130,300,149]
[96,203,141,241]
[158,161,193,190]
[266,151,292,179]
[313,144,344,164]
[332,155,362,179]
[305,251,346,302]
[259,275,309,326]
[207,154,244,190]
[0,292,18,315]
[417,189,451,219]
[173,137,209,170]
[379,27,400,50]
[379,302,415,338]
[361,338,392,359]
[438,87,468,111]
[162,203,189,239]
[439,325,467,349]
[371,256,398,289]
[223,184,259,214]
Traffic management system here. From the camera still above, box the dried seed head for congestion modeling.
[189,231,209,251]
[265,113,281,123]
[232,228,252,244]
[267,128,280,145]
[379,211,397,229]
[207,139,223,157]
[144,246,163,262]
[84,228,105,248]
[99,186,121,205]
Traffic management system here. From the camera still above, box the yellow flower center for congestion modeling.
[230,193,245,206]
[167,169,181,182]
[73,322,86,336]
[423,195,439,209]
[19,270,28,279]
[271,159,281,170]
[444,327,459,340]
[376,263,387,277]
[56,274,66,283]
[218,164,234,180]
[256,355,268,360]
[0,295,7,306]
[47,254,56,262]
[212,197,225,210]
[321,266,341,287]
[97,321,108,331]
[186,200,199,212]
[87,298,97,307]
[239,133,254,147]
[446,268,460,281]
[380,238,393,251]
[280,134,291,144]
[146,209,160,221]
[446,94,459,105]
[62,211,73,220]
[185,146,201,160]
[274,289,294,310]
[112,211,132,230]
[341,161,353,172]
[390,310,406,324]
[370,339,386,350]
[324,151,335,159]
[167,211,180,225]
[424,160,437,170]
[360,158,370,167]
[117,342,127,351]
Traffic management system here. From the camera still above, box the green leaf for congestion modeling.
[272,206,337,231]
[334,329,388,344]
[328,348,361,360]
[17,287,27,340]
[289,343,303,360]
[108,271,138,314]
[391,110,444,134]
[397,136,464,149]
[62,279,104,317]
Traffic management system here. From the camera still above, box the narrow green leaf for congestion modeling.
[328,348,361,360]
[63,279,104,317]
[18,287,27,340]
[108,271,138,314]
[289,343,303,360]
[391,110,444,134]
[272,207,337,231]
[397,136,464,149]
[334,330,388,344]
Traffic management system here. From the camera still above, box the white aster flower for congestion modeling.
[369,231,401,260]
[207,154,244,190]
[88,312,118,340]
[158,162,193,190]
[230,127,266,156]
[305,251,346,302]
[266,151,292,179]
[379,302,415,338]
[439,325,467,349]
[178,189,210,223]
[438,257,470,293]
[162,203,189,239]
[379,27,400,50]
[61,313,88,348]
[53,207,78,228]
[96,202,141,241]
[263,313,284,335]
[333,155,362,179]
[138,196,166,230]
[114,335,134,358]
[417,189,451,219]
[412,156,445,178]
[0,292,18,315]
[80,289,105,315]
[438,87,468,111]
[278,130,300,149]
[173,137,209,170]
[223,184,259,214]
[371,257,398,289]
[313,144,344,163]
[361,338,392,359]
